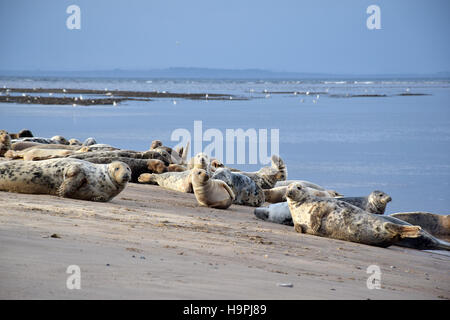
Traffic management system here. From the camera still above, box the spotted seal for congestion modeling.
[264,186,337,204]
[212,167,265,207]
[241,155,287,189]
[337,191,392,215]
[85,157,167,182]
[0,158,130,202]
[286,183,421,248]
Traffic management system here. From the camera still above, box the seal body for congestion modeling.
[286,183,421,248]
[69,150,171,165]
[390,212,450,237]
[241,155,287,189]
[0,130,11,157]
[254,202,293,225]
[212,168,265,207]
[0,158,130,202]
[85,157,166,182]
[264,186,335,204]
[138,170,194,193]
[338,191,391,215]
[191,169,235,209]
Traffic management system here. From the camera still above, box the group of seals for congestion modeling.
[1,129,448,251]
[0,158,131,202]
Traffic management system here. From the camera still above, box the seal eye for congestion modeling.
[115,167,119,171]
[297,186,301,190]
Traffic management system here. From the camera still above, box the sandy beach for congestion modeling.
[1,183,449,300]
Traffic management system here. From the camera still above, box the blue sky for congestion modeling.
[0,0,449,74]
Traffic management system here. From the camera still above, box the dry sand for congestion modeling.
[0,183,449,299]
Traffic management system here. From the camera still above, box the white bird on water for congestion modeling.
[113,101,117,106]
[173,100,177,105]
[306,91,310,95]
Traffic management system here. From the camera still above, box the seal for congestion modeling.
[84,157,167,182]
[0,158,130,202]
[212,167,265,207]
[69,139,82,146]
[77,144,119,152]
[254,202,293,225]
[191,168,235,209]
[8,129,33,139]
[275,179,342,196]
[11,137,59,145]
[138,170,194,193]
[82,137,97,146]
[187,152,211,171]
[150,140,186,164]
[286,183,421,248]
[390,212,450,237]
[264,186,336,203]
[51,135,69,145]
[0,130,11,157]
[338,191,392,215]
[11,141,41,151]
[21,148,75,161]
[69,150,171,165]
[241,155,287,189]
[255,187,333,225]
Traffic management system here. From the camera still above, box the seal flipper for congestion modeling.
[221,182,235,201]
[138,173,157,184]
[58,165,87,198]
[384,223,421,238]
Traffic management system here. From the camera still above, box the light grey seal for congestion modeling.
[0,158,130,202]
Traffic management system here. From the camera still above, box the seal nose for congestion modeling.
[386,196,392,202]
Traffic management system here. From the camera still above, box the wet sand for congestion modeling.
[0,183,449,299]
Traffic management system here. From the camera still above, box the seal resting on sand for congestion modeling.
[240,155,287,189]
[286,183,421,248]
[84,157,166,182]
[138,170,194,193]
[264,186,337,203]
[191,168,235,209]
[212,167,265,207]
[0,158,130,202]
